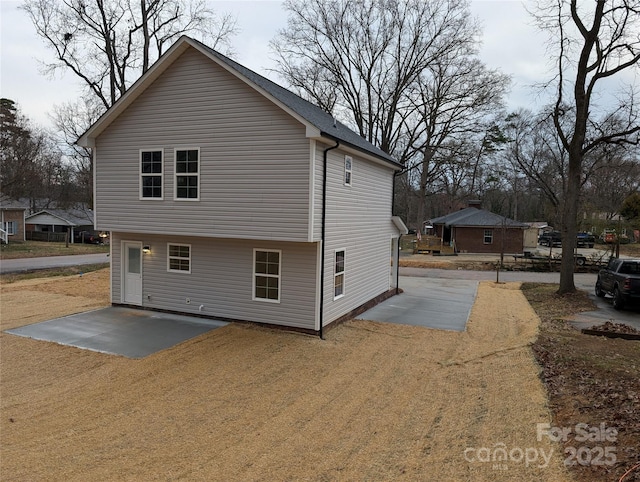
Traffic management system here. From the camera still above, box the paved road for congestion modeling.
[400,267,597,291]
[0,253,110,274]
[400,267,640,331]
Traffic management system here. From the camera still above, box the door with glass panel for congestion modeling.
[122,241,143,305]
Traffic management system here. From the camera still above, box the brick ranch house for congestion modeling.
[429,205,528,254]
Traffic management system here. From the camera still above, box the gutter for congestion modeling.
[320,131,401,169]
[392,171,406,295]
[319,140,340,339]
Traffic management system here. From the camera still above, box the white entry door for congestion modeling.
[123,241,142,305]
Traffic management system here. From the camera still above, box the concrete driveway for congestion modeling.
[5,307,227,358]
[570,290,640,331]
[399,267,640,331]
[5,267,635,360]
[356,276,478,331]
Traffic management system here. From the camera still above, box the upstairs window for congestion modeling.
[344,156,352,186]
[484,229,493,244]
[175,148,200,200]
[334,249,345,299]
[167,244,191,273]
[140,150,163,199]
[253,249,281,302]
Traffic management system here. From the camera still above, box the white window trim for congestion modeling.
[2,221,17,235]
[344,155,353,186]
[139,148,164,200]
[334,248,346,300]
[252,248,282,303]
[484,229,493,245]
[167,243,192,274]
[174,147,200,201]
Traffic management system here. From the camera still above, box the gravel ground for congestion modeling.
[1,270,572,481]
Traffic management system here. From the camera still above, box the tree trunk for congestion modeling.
[558,147,581,293]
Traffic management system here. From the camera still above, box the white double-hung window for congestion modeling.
[167,244,191,273]
[344,156,353,186]
[174,148,200,200]
[334,249,345,299]
[140,149,163,199]
[2,221,16,235]
[253,249,281,302]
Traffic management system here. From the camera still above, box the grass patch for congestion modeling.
[0,263,109,284]
[0,241,109,260]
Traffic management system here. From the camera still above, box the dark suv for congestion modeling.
[538,231,562,247]
[576,232,595,248]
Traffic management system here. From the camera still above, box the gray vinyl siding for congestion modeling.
[321,149,396,325]
[312,142,326,241]
[111,232,318,330]
[95,47,311,242]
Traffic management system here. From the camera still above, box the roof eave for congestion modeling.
[76,35,403,170]
[318,131,402,170]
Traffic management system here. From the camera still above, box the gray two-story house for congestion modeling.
[78,36,407,335]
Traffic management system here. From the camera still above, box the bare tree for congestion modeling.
[405,55,509,226]
[503,110,568,226]
[51,96,105,206]
[533,0,640,293]
[273,0,509,228]
[583,152,640,220]
[0,98,69,211]
[22,0,238,206]
[23,0,237,110]
[272,0,488,156]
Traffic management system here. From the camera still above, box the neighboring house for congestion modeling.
[429,205,528,254]
[0,197,27,243]
[77,36,407,335]
[25,208,96,243]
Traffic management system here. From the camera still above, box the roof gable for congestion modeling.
[26,209,93,226]
[430,207,528,228]
[78,36,400,169]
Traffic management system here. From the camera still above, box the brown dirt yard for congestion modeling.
[0,269,588,480]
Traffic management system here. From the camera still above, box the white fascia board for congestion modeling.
[306,125,321,138]
[310,135,401,171]
[26,210,72,225]
[392,216,409,235]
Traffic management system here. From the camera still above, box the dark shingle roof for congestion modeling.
[0,198,28,210]
[430,208,528,228]
[191,38,399,167]
[79,36,401,169]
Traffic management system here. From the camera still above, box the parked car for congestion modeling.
[595,258,640,310]
[73,230,102,244]
[576,232,595,248]
[538,231,562,247]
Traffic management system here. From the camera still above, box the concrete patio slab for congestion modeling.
[5,307,227,358]
[356,276,478,331]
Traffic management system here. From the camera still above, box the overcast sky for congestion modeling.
[0,0,553,130]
